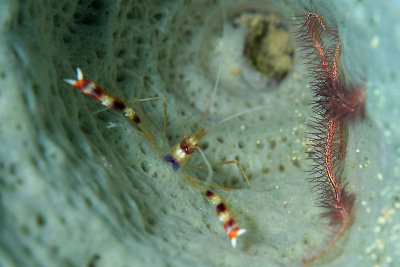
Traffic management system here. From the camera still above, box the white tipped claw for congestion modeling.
[63,67,83,85]
[231,229,246,248]
[76,68,83,79]
[237,229,247,236]
[231,238,237,248]
[63,78,76,85]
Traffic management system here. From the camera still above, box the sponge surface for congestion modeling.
[0,0,399,266]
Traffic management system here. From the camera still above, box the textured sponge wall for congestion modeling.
[0,0,399,266]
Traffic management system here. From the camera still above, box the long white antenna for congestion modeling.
[209,0,226,115]
[203,104,271,132]
[197,147,213,184]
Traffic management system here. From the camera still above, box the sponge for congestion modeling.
[0,0,399,266]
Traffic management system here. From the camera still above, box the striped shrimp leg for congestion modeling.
[204,189,246,247]
[64,68,156,144]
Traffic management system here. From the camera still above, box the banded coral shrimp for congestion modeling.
[62,62,254,247]
[62,0,276,249]
[63,0,315,263]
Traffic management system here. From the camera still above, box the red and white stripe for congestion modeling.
[205,190,246,247]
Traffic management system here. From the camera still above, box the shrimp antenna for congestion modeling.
[210,0,226,109]
[199,0,226,127]
[205,104,273,133]
[216,105,267,125]
[197,147,213,184]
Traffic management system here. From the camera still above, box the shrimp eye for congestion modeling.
[182,146,189,153]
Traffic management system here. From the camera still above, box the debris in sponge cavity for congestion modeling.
[239,12,294,85]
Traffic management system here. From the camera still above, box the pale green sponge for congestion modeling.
[0,0,399,266]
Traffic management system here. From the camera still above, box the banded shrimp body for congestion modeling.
[63,0,255,247]
[54,0,311,263]
[63,0,304,258]
[3,0,388,266]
